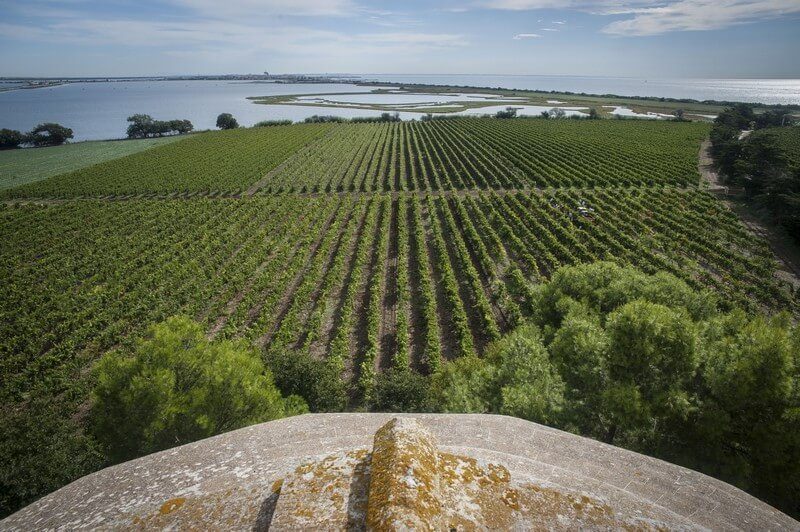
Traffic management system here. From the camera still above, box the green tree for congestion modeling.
[431,355,495,413]
[26,123,73,146]
[0,128,23,150]
[216,113,239,130]
[90,316,306,463]
[487,325,564,424]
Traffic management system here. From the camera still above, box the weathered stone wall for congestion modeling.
[2,414,797,531]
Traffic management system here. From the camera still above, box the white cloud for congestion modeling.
[171,0,358,17]
[513,33,542,39]
[481,0,800,35]
[553,20,566,24]
[0,17,465,53]
[541,28,558,31]
[602,0,800,35]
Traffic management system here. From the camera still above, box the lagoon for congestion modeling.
[1,76,798,141]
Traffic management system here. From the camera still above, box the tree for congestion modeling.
[25,123,73,147]
[0,129,24,150]
[216,113,239,130]
[169,119,194,134]
[549,107,566,119]
[127,114,194,138]
[486,325,564,424]
[588,108,599,120]
[673,109,685,121]
[126,114,155,139]
[90,316,306,463]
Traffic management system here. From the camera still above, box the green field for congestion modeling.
[0,137,180,190]
[1,116,797,518]
[2,124,330,198]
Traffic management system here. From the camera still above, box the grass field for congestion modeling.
[2,124,331,198]
[0,137,180,190]
[1,116,796,517]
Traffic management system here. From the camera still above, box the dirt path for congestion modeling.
[698,139,800,289]
[377,198,398,371]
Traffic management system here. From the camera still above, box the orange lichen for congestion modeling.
[158,497,186,515]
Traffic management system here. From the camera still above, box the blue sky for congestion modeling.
[1,0,799,78]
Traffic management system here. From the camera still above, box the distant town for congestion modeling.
[0,74,361,92]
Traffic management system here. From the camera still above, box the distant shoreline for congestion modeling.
[3,75,798,110]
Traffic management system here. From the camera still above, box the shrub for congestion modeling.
[90,316,305,463]
[254,119,293,127]
[372,368,434,412]
[485,325,564,424]
[265,349,347,412]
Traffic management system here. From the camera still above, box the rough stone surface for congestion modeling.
[2,414,798,531]
[366,418,442,530]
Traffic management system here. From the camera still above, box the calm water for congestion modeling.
[0,81,399,141]
[1,76,798,141]
[365,75,800,106]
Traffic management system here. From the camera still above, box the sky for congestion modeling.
[1,0,799,78]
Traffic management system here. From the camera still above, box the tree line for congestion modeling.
[0,123,74,149]
[710,104,798,241]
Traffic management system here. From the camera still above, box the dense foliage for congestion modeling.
[91,316,306,462]
[431,262,800,516]
[126,114,193,139]
[710,104,799,241]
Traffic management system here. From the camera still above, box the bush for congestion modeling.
[265,350,347,412]
[372,368,434,412]
[216,113,239,130]
[495,107,518,119]
[486,325,564,424]
[254,119,293,127]
[25,123,73,146]
[90,316,305,463]
[0,399,103,518]
[304,115,346,124]
[0,128,23,150]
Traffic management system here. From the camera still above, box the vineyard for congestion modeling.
[1,188,793,410]
[3,115,798,516]
[1,119,708,199]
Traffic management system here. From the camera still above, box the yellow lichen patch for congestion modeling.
[158,497,186,515]
[270,449,371,530]
[270,478,283,495]
[501,488,520,510]
[366,418,443,531]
